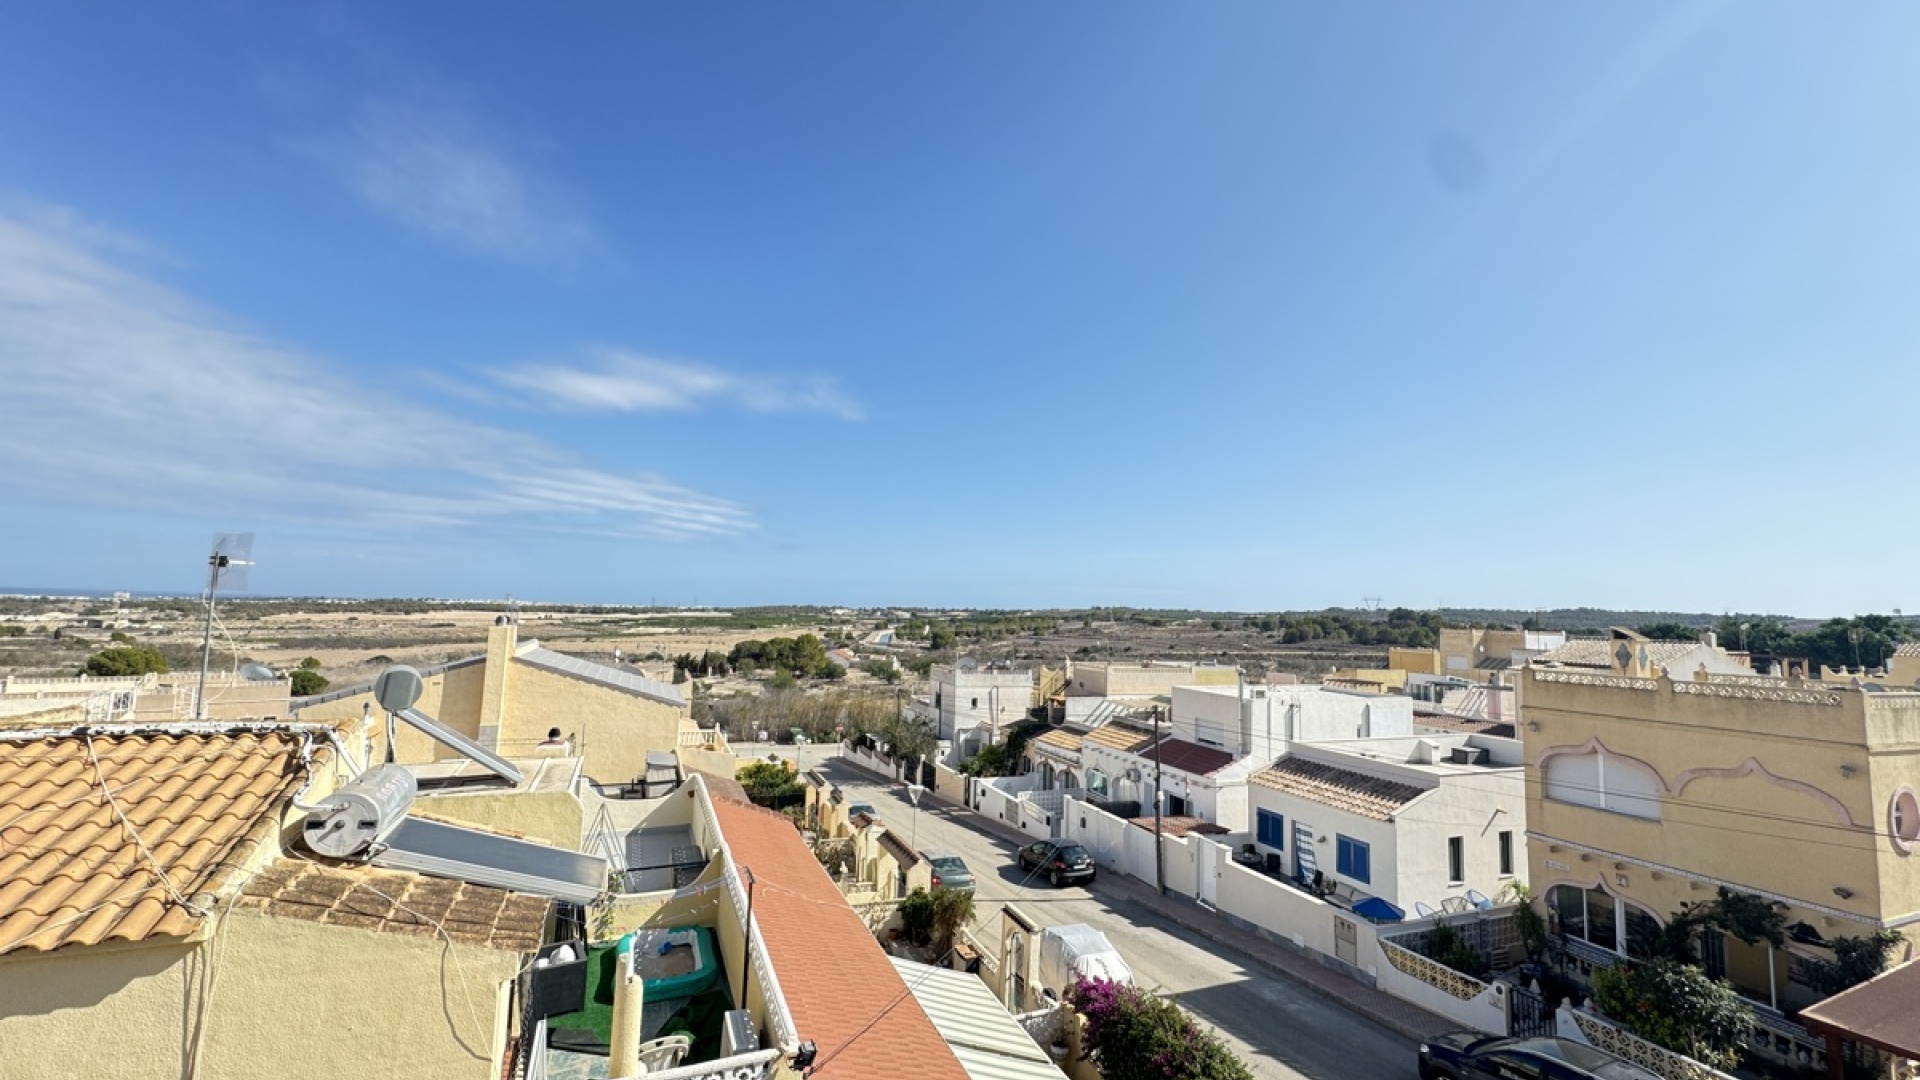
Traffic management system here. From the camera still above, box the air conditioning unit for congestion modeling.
[721,1009,759,1056]
[1448,746,1490,766]
[1124,768,1142,783]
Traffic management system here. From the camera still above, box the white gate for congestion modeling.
[1196,837,1221,908]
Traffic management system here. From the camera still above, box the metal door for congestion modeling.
[1334,916,1358,965]
[1196,838,1220,908]
[1507,983,1553,1038]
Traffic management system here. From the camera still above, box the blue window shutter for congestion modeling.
[1336,835,1371,884]
[1256,810,1285,848]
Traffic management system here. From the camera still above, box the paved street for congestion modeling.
[817,761,1421,1080]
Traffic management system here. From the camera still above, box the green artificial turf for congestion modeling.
[546,943,733,1059]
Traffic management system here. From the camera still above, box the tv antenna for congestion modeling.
[194,533,254,720]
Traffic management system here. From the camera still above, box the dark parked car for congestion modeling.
[922,849,975,891]
[1419,1034,1663,1080]
[1017,840,1096,886]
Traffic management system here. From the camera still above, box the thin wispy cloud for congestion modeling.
[494,349,864,420]
[0,201,748,540]
[290,81,595,265]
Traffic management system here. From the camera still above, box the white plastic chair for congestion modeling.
[636,1034,692,1074]
[1414,901,1437,918]
[1467,888,1492,910]
[1441,896,1472,915]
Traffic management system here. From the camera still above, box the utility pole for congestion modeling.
[1152,706,1166,896]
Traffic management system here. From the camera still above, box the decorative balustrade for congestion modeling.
[1532,671,1660,691]
[1378,937,1488,1001]
[1747,1008,1827,1074]
[1672,681,1842,706]
[642,1048,784,1080]
[1565,1009,1735,1080]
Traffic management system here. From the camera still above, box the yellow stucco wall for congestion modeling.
[1524,670,1920,955]
[0,905,517,1080]
[417,788,585,849]
[1388,648,1442,675]
[498,662,685,783]
[296,662,488,765]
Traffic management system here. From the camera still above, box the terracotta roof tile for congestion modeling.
[0,727,314,955]
[1082,725,1153,752]
[1031,729,1084,755]
[1538,639,1703,669]
[238,859,548,951]
[1251,759,1428,821]
[1144,738,1237,776]
[1128,816,1229,838]
[708,796,967,1080]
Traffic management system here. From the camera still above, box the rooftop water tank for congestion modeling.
[303,763,417,858]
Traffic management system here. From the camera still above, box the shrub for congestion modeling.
[289,669,330,696]
[1068,977,1253,1080]
[1422,920,1490,980]
[81,647,169,676]
[736,761,803,802]
[899,888,935,945]
[929,887,975,957]
[1591,960,1752,1070]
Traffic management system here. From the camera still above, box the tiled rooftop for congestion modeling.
[1082,725,1153,752]
[1251,758,1427,821]
[515,645,685,707]
[1143,737,1237,777]
[708,795,966,1080]
[1896,643,1920,658]
[0,727,315,955]
[238,859,548,951]
[878,830,919,867]
[1030,728,1084,755]
[1537,639,1703,669]
[1129,816,1229,838]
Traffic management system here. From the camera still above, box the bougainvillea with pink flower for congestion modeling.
[1066,977,1252,1080]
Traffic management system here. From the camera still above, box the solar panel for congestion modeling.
[373,817,607,904]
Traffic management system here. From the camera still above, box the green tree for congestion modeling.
[298,656,323,671]
[927,626,957,651]
[289,669,330,696]
[929,886,976,957]
[861,658,903,684]
[1800,930,1903,996]
[81,647,169,676]
[1592,960,1752,1070]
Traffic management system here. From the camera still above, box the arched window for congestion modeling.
[1041,762,1056,789]
[1548,884,1663,957]
[1062,771,1079,790]
[1544,749,1662,820]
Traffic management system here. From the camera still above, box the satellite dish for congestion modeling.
[373,666,425,713]
[239,663,279,682]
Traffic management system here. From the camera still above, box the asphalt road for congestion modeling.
[818,761,1420,1080]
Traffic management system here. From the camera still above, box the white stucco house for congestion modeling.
[931,660,1033,756]
[1245,732,1526,914]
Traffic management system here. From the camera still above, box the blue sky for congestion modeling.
[2,4,1916,613]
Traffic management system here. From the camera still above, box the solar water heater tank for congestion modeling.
[303,763,417,858]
